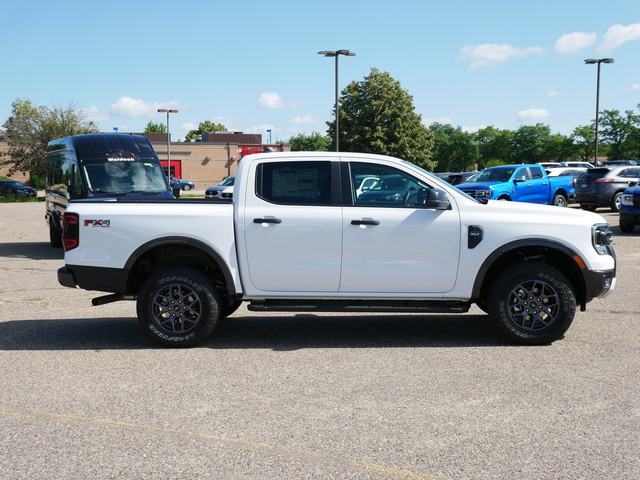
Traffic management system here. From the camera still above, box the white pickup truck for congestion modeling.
[58,152,616,347]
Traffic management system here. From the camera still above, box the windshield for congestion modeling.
[219,177,234,186]
[81,157,168,193]
[471,168,514,183]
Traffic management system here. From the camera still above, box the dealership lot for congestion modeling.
[0,202,638,480]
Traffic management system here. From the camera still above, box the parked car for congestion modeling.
[559,161,594,168]
[447,171,477,185]
[205,176,234,200]
[574,166,640,212]
[0,180,37,198]
[546,167,587,179]
[169,176,195,191]
[546,167,587,195]
[601,160,637,166]
[618,183,640,232]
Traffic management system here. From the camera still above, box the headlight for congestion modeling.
[620,194,634,206]
[477,189,492,198]
[592,223,613,255]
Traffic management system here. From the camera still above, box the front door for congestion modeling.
[340,161,461,293]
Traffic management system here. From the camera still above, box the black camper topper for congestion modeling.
[45,133,173,247]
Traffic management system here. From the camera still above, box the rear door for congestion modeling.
[513,166,548,203]
[240,158,343,292]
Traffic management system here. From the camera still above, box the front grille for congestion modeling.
[463,190,481,198]
[633,197,640,208]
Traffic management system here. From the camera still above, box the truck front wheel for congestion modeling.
[137,266,220,347]
[488,262,576,345]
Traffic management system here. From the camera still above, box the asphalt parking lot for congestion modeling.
[0,201,638,480]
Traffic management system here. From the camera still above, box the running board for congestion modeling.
[248,299,470,313]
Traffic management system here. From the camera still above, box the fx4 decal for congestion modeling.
[84,219,111,227]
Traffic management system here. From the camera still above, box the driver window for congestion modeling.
[349,162,431,207]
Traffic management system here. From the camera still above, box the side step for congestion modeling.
[248,299,471,313]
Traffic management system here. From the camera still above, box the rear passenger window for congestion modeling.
[530,166,544,179]
[256,161,332,205]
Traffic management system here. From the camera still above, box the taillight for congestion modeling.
[62,213,79,251]
[593,178,614,183]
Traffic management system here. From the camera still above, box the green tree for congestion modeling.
[328,68,435,170]
[284,132,331,151]
[571,125,596,162]
[474,126,514,167]
[1,98,97,176]
[511,124,554,164]
[428,123,478,172]
[185,121,227,142]
[598,109,640,160]
[144,121,167,133]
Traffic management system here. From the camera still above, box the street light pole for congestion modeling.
[584,58,614,164]
[157,108,178,177]
[318,49,356,152]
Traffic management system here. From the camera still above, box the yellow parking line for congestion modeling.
[0,407,442,480]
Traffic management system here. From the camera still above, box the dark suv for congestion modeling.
[619,184,640,232]
[574,166,640,212]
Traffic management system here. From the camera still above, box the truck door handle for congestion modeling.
[253,218,282,224]
[351,219,380,226]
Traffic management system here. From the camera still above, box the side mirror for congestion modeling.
[424,188,450,210]
[514,176,527,183]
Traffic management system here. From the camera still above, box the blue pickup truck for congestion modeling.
[457,164,575,207]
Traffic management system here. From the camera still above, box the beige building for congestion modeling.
[150,131,291,189]
[0,132,291,189]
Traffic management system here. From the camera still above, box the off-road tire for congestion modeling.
[137,266,220,347]
[488,261,576,345]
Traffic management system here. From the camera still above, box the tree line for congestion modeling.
[3,68,640,183]
[286,68,640,173]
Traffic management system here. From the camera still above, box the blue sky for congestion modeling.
[2,0,639,142]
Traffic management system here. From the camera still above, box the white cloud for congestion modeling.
[79,105,109,123]
[290,116,315,125]
[554,32,597,55]
[459,43,545,69]
[245,124,277,135]
[110,96,179,118]
[597,23,640,53]
[517,108,550,122]
[422,117,453,126]
[547,91,561,97]
[256,92,285,109]
[626,83,640,92]
[460,125,487,134]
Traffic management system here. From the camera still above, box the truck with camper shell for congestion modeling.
[45,133,173,247]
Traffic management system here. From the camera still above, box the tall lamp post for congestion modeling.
[157,108,178,176]
[584,58,614,163]
[318,49,356,151]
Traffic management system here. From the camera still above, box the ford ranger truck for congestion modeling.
[57,152,616,347]
[457,164,575,206]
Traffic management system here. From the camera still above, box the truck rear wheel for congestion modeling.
[49,220,62,248]
[137,266,220,347]
[488,262,576,345]
[552,193,567,207]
